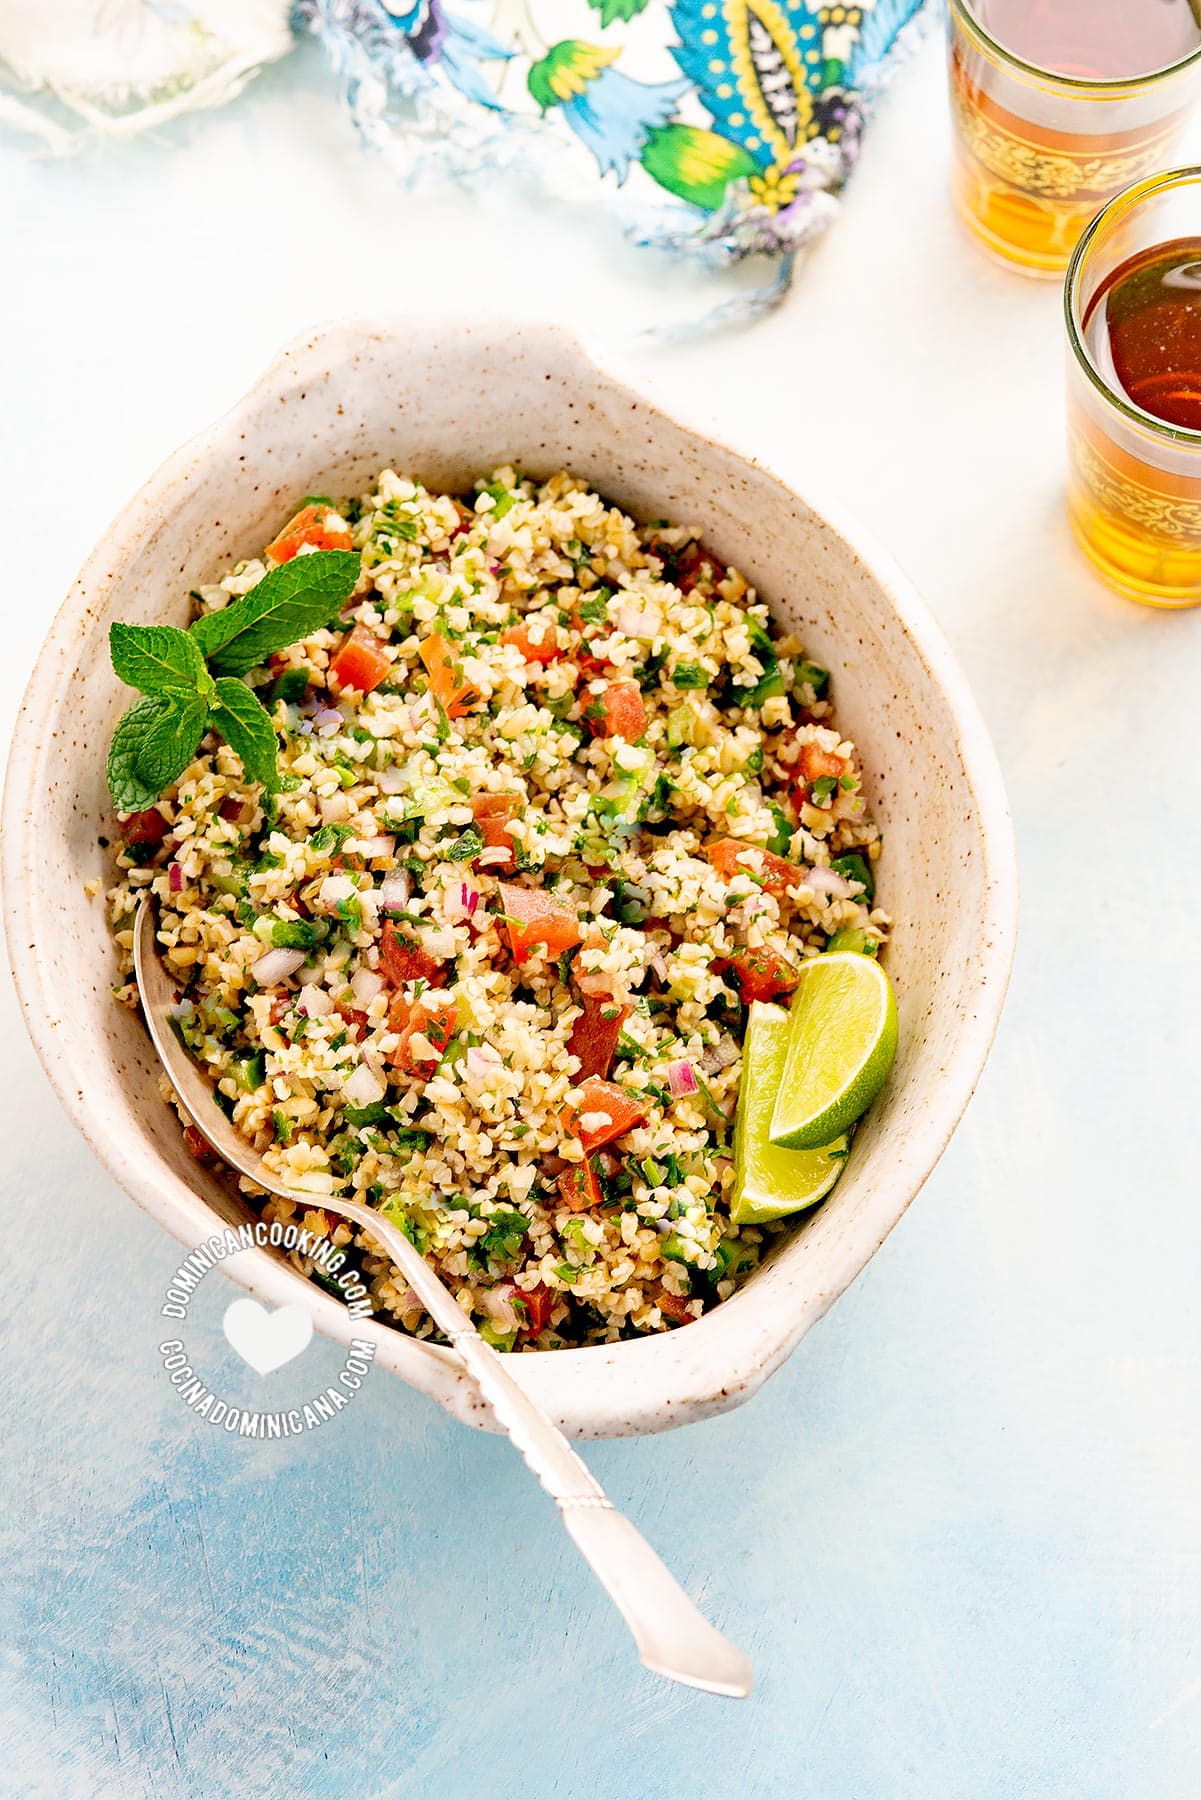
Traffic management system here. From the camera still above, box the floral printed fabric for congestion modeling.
[293,0,930,317]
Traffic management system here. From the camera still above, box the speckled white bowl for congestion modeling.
[3,320,1017,1439]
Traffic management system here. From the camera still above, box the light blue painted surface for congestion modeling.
[3,39,1201,1800]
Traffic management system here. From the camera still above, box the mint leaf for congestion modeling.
[107,693,208,813]
[108,698,168,812]
[110,622,214,702]
[211,677,279,791]
[191,551,360,675]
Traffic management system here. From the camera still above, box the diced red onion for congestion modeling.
[649,953,668,983]
[465,1044,503,1083]
[348,834,395,859]
[314,708,343,737]
[481,1282,523,1335]
[344,1061,386,1108]
[477,846,511,868]
[614,602,653,638]
[667,1060,698,1098]
[379,870,411,912]
[376,766,407,794]
[319,872,357,908]
[422,925,457,961]
[351,967,385,1006]
[251,947,306,986]
[298,982,334,1019]
[576,968,612,997]
[805,864,854,901]
[700,1033,740,1075]
[169,862,184,892]
[445,882,480,924]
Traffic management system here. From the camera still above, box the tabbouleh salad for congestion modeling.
[104,469,889,1350]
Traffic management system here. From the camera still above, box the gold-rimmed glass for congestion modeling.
[1066,167,1201,606]
[946,0,1201,277]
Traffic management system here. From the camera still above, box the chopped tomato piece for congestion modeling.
[705,838,801,898]
[121,808,168,846]
[500,620,562,663]
[575,652,614,681]
[568,994,630,1082]
[471,794,521,872]
[797,742,849,782]
[498,883,581,963]
[585,679,647,741]
[653,1285,695,1326]
[335,1003,370,1037]
[667,540,726,595]
[330,625,391,694]
[519,1282,555,1334]
[561,1076,649,1153]
[379,919,442,987]
[386,993,456,1073]
[266,504,354,564]
[182,1124,216,1165]
[792,739,850,807]
[719,949,799,1004]
[419,631,476,718]
[557,1159,604,1213]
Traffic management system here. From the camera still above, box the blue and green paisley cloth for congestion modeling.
[293,1,929,314]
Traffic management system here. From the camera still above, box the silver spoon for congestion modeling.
[134,898,752,1698]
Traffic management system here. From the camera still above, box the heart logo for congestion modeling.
[223,1298,313,1375]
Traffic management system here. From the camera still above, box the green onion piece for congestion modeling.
[270,918,326,950]
[825,926,878,957]
[831,852,874,903]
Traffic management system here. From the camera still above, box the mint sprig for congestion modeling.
[106,549,361,813]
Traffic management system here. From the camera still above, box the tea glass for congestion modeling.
[947,0,1201,277]
[1066,167,1201,606]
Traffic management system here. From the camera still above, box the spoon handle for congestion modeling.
[335,1197,753,1698]
[131,901,749,1696]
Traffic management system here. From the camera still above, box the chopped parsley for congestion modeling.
[478,1209,530,1266]
[439,823,485,863]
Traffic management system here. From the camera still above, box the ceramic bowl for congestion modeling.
[2,320,1018,1439]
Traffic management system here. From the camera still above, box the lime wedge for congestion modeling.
[731,1001,848,1225]
[768,952,897,1150]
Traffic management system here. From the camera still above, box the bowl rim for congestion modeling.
[2,318,1019,1437]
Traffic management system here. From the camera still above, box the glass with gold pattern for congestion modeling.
[946,0,1201,277]
[1066,167,1201,606]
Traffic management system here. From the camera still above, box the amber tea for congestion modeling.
[1082,238,1201,430]
[1068,175,1201,608]
[947,0,1201,276]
